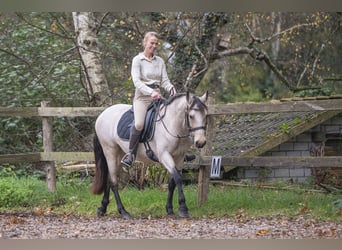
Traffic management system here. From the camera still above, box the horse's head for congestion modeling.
[186,91,208,148]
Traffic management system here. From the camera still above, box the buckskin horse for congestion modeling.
[91,91,208,218]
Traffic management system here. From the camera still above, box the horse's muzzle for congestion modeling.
[195,140,206,148]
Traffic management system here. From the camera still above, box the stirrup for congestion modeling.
[121,153,135,168]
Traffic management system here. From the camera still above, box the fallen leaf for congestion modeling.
[33,207,45,216]
[5,216,25,225]
[234,209,245,219]
[330,227,336,237]
[315,229,328,237]
[299,203,311,213]
[181,219,190,226]
[46,207,54,214]
[255,229,271,236]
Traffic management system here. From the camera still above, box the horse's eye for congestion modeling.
[189,115,194,119]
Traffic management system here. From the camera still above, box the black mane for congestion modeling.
[164,92,207,112]
[164,92,187,105]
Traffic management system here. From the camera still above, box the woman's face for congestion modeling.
[144,35,158,55]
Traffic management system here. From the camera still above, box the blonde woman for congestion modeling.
[121,31,177,167]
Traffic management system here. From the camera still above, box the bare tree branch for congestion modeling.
[216,47,254,58]
[184,43,208,88]
[48,13,73,37]
[96,12,110,35]
[192,44,209,77]
[297,43,326,88]
[15,13,73,40]
[251,49,295,91]
[310,43,325,81]
[0,47,32,69]
[297,64,309,87]
[213,44,295,91]
[0,47,59,102]
[166,14,204,63]
[184,63,197,90]
[243,22,327,91]
[130,13,144,38]
[245,22,317,45]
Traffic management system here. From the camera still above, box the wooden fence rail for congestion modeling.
[208,98,342,114]
[2,153,341,168]
[0,152,93,163]
[0,107,104,117]
[1,98,342,118]
[1,98,342,201]
[199,156,342,168]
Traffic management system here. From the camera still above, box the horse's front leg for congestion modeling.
[166,177,176,216]
[172,169,189,218]
[111,183,131,219]
[160,151,189,218]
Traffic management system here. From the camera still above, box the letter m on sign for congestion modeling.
[210,156,221,178]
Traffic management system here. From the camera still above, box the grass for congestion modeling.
[0,176,341,221]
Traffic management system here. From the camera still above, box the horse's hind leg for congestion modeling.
[105,150,131,219]
[97,183,110,217]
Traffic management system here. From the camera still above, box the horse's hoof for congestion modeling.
[178,208,189,218]
[167,211,175,218]
[97,208,106,217]
[120,211,131,219]
[166,207,174,216]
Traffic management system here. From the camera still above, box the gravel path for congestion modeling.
[1,212,341,239]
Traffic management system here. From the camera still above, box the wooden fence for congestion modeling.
[1,98,342,204]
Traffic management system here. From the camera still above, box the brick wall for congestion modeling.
[237,113,342,183]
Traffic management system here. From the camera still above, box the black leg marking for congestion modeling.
[173,170,189,218]
[97,184,110,217]
[111,184,131,219]
[166,177,176,216]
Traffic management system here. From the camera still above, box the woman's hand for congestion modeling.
[151,90,162,100]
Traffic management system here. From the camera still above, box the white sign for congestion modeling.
[210,156,222,178]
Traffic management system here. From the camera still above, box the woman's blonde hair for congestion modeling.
[143,31,159,46]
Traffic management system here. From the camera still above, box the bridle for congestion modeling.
[158,96,208,139]
[185,107,208,133]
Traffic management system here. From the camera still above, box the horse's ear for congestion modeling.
[199,90,209,103]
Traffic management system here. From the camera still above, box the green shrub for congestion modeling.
[0,177,34,208]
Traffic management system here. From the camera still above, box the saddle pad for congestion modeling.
[117,108,134,141]
[117,103,159,142]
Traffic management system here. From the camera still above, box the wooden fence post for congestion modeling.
[41,101,56,192]
[197,97,214,206]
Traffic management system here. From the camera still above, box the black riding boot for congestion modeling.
[121,126,141,168]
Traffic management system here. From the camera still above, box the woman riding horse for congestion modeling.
[121,31,177,168]
[92,91,208,218]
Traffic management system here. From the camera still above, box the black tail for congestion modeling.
[91,132,108,195]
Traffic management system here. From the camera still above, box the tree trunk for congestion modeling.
[270,12,281,83]
[72,12,111,106]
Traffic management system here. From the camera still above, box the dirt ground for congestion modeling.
[1,212,341,239]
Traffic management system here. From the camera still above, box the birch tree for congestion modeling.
[72,12,111,106]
